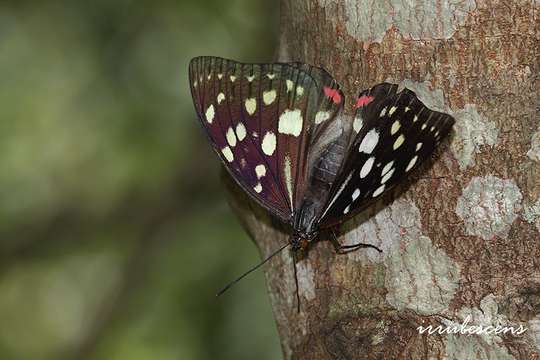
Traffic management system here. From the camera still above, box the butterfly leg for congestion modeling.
[330,230,383,254]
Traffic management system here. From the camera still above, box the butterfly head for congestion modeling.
[290,230,318,252]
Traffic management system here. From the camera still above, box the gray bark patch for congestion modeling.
[456,176,522,240]
[527,128,540,162]
[451,104,499,170]
[323,0,476,43]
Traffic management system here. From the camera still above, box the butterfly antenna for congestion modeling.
[293,251,301,313]
[216,242,290,297]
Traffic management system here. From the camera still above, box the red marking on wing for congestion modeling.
[323,86,342,104]
[355,95,375,108]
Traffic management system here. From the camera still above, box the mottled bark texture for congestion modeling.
[226,1,540,359]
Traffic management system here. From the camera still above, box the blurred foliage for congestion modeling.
[0,0,280,359]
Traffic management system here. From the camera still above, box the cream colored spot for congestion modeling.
[193,80,198,88]
[430,126,435,132]
[343,205,350,214]
[246,75,255,82]
[263,90,276,105]
[278,109,303,136]
[221,146,234,162]
[391,120,401,135]
[205,104,215,124]
[230,75,236,82]
[413,115,419,122]
[393,134,405,150]
[382,161,394,175]
[352,188,361,201]
[236,122,247,141]
[254,182,262,193]
[315,111,330,125]
[262,131,276,156]
[434,130,440,137]
[217,73,223,79]
[226,127,237,147]
[353,116,363,133]
[255,164,266,178]
[286,79,294,92]
[405,106,410,112]
[421,123,427,130]
[406,155,418,172]
[360,156,375,178]
[380,107,387,117]
[266,73,276,80]
[207,74,212,80]
[217,92,225,104]
[284,155,294,207]
[372,184,386,197]
[389,106,397,116]
[358,129,379,154]
[416,142,423,151]
[381,168,395,184]
[245,98,257,115]
[296,86,304,96]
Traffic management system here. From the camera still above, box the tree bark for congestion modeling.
[227,1,540,359]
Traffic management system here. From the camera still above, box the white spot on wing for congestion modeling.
[221,146,234,162]
[421,123,427,130]
[263,90,276,105]
[416,142,423,151]
[245,98,257,115]
[254,182,262,193]
[372,184,385,197]
[406,155,418,172]
[391,120,401,135]
[382,161,394,176]
[278,109,303,136]
[393,134,405,150]
[413,115,419,122]
[226,127,237,147]
[314,111,330,125]
[246,75,255,82]
[353,116,363,133]
[380,107,387,117]
[205,104,215,124]
[343,205,350,214]
[358,129,379,154]
[360,156,375,178]
[236,122,246,141]
[321,172,353,219]
[255,164,266,178]
[266,73,276,80]
[230,75,236,82]
[389,106,397,115]
[381,168,395,184]
[286,79,293,92]
[217,73,223,79]
[284,155,294,208]
[296,86,304,96]
[262,131,276,156]
[352,188,360,201]
[217,92,225,104]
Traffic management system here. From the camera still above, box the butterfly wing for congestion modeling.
[319,82,455,227]
[189,56,343,223]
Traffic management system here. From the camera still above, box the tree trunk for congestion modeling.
[227,1,540,358]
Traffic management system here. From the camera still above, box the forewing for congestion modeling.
[319,82,455,227]
[189,56,343,222]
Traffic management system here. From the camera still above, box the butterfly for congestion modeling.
[188,56,454,306]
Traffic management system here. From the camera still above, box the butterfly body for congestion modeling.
[189,55,454,258]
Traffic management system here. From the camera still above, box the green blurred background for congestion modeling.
[0,1,281,359]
